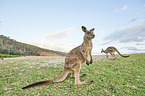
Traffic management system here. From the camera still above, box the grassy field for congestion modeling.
[0,54,20,58]
[0,54,145,95]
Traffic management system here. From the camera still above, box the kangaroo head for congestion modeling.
[82,26,95,39]
[101,49,104,53]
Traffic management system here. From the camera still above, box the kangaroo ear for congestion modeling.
[90,28,95,32]
[82,26,87,32]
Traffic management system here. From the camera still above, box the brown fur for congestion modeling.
[22,26,95,89]
[101,46,130,59]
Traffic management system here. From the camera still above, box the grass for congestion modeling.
[0,54,145,95]
[0,53,20,58]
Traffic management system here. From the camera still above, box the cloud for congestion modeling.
[104,23,145,43]
[128,18,137,23]
[101,41,114,45]
[115,5,128,12]
[45,27,74,41]
[120,46,145,51]
[97,30,105,34]
[30,41,73,52]
[128,17,145,23]
[136,43,145,45]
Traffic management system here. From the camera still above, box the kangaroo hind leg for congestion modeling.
[112,53,116,59]
[53,68,70,82]
[110,52,116,60]
[73,63,93,85]
[70,70,86,77]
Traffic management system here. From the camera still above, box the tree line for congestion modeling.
[0,35,66,56]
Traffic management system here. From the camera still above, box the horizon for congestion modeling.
[0,0,145,55]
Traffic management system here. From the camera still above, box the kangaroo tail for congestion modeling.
[22,69,70,89]
[114,47,130,58]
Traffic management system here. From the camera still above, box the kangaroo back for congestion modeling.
[22,69,70,89]
[114,47,130,58]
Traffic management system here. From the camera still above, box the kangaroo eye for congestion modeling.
[87,32,90,34]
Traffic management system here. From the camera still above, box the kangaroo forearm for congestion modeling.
[82,52,89,62]
[90,56,93,64]
[89,52,93,64]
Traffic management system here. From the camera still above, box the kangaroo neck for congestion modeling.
[104,50,107,53]
[104,49,108,53]
[81,37,92,48]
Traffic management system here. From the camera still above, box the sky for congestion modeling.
[0,0,145,55]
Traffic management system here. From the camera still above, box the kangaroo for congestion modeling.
[22,26,95,89]
[101,46,130,59]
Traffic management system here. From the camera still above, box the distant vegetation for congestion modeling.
[0,35,66,56]
[0,53,19,58]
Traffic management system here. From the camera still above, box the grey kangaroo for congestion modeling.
[22,26,95,89]
[101,46,130,59]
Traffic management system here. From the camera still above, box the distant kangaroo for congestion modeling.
[22,26,95,89]
[101,46,130,59]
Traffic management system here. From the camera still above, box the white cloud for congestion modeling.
[122,5,128,10]
[45,27,74,41]
[136,43,145,45]
[30,41,101,55]
[30,41,73,52]
[120,46,145,53]
[97,30,105,34]
[115,5,128,12]
[104,23,145,43]
[129,18,137,23]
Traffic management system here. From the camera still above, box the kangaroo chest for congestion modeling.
[82,43,92,51]
[81,42,92,58]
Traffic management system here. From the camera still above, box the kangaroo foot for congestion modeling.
[82,80,94,84]
[79,73,87,77]
[86,61,90,65]
[71,73,87,77]
[75,80,94,85]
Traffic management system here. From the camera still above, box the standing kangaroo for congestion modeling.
[22,26,95,89]
[101,46,130,59]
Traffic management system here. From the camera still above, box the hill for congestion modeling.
[0,35,66,56]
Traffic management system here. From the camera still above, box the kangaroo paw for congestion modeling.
[90,60,92,64]
[80,74,87,77]
[86,61,90,65]
[75,80,94,85]
[82,80,94,84]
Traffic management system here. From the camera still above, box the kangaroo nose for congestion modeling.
[92,34,95,38]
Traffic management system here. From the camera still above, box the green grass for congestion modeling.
[0,54,145,95]
[0,53,20,58]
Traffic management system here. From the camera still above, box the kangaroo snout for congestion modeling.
[91,34,95,38]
